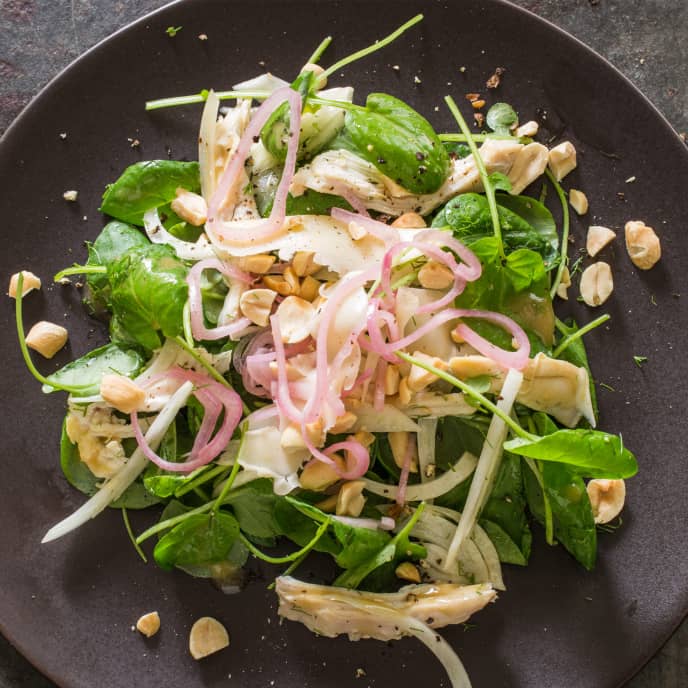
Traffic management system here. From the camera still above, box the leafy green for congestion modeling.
[85,221,150,312]
[486,102,518,135]
[273,497,340,555]
[223,479,281,545]
[455,237,555,348]
[107,244,188,351]
[43,343,144,396]
[479,519,528,566]
[153,511,240,571]
[505,428,638,479]
[524,461,597,570]
[286,190,352,215]
[100,160,200,226]
[331,93,449,194]
[432,193,558,269]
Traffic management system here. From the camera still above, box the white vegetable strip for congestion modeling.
[198,90,220,200]
[363,452,477,501]
[402,619,473,688]
[41,381,194,543]
[417,417,438,484]
[444,369,523,570]
[143,208,214,261]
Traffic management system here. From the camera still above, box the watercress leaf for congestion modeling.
[479,519,528,566]
[486,102,518,135]
[496,194,558,256]
[100,160,200,226]
[488,172,512,193]
[273,497,340,555]
[432,193,557,269]
[153,511,240,571]
[332,93,449,194]
[504,429,638,479]
[223,478,281,544]
[443,141,471,159]
[524,461,597,569]
[43,343,144,396]
[332,521,392,569]
[504,248,546,292]
[108,244,188,351]
[85,221,150,312]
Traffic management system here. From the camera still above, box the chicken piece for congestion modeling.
[290,139,548,216]
[275,576,496,641]
[448,352,595,428]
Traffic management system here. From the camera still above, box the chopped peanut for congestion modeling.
[292,251,320,277]
[171,187,208,226]
[25,321,68,359]
[569,189,589,215]
[275,296,316,344]
[100,374,146,414]
[299,275,321,302]
[189,617,229,660]
[391,212,426,229]
[136,612,160,638]
[407,351,444,392]
[515,120,539,137]
[336,480,366,517]
[548,141,577,181]
[580,262,613,307]
[389,431,418,473]
[8,270,41,298]
[417,260,454,290]
[329,411,358,434]
[624,221,661,270]
[384,365,400,396]
[395,562,421,583]
[587,479,625,524]
[237,254,275,274]
[300,455,344,491]
[239,288,277,326]
[586,225,616,257]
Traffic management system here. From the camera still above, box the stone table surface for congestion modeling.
[0,1,686,687]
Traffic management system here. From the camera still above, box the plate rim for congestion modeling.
[1,2,687,687]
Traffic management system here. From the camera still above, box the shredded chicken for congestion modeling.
[275,576,496,641]
[290,139,549,216]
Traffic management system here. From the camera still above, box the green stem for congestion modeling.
[174,464,229,498]
[546,169,570,299]
[444,96,505,260]
[306,35,332,65]
[145,90,271,111]
[136,501,212,544]
[210,423,247,513]
[307,95,361,112]
[523,457,554,545]
[439,133,518,143]
[397,351,535,441]
[239,517,331,564]
[320,14,423,79]
[54,264,106,281]
[122,508,148,563]
[14,273,93,393]
[553,314,610,358]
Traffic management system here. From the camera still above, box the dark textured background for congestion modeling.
[0,1,686,686]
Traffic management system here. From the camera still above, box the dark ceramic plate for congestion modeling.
[1,1,687,687]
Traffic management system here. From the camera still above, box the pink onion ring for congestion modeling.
[331,207,399,244]
[187,258,253,341]
[131,367,243,473]
[206,86,302,246]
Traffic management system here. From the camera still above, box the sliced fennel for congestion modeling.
[42,381,194,543]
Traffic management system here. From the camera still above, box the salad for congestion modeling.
[11,15,642,686]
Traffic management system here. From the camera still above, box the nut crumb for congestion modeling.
[198,33,208,41]
[63,190,78,202]
[413,75,421,84]
[392,64,400,71]
[486,66,505,89]
[136,611,161,638]
[473,112,485,127]
[465,92,481,102]
[128,137,140,148]
[355,668,367,678]
[625,175,636,184]
[59,132,67,140]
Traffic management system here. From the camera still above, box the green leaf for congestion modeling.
[332,93,449,194]
[85,221,150,312]
[273,497,340,555]
[488,172,512,193]
[555,320,598,421]
[504,248,546,291]
[107,244,188,351]
[524,461,597,569]
[153,511,240,571]
[504,429,638,479]
[479,519,527,566]
[486,102,518,135]
[100,160,200,226]
[43,343,144,396]
[432,193,558,269]
[223,479,281,544]
[332,520,392,570]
